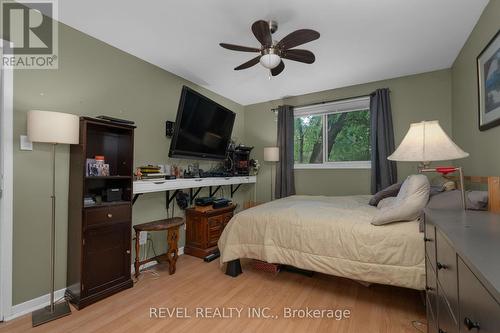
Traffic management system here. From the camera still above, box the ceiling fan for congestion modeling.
[220,20,320,77]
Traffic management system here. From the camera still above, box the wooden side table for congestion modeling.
[133,217,184,278]
[185,204,236,259]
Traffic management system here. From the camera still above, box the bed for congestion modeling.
[218,194,425,290]
[218,175,500,291]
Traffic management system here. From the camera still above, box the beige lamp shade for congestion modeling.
[27,110,79,144]
[264,147,279,162]
[388,120,468,162]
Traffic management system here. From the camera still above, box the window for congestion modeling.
[294,97,371,169]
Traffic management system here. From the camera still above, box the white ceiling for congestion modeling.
[58,0,489,105]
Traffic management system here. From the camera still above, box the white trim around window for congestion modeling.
[294,96,370,116]
[294,96,371,169]
[294,161,371,169]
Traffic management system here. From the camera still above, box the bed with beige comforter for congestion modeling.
[218,195,425,290]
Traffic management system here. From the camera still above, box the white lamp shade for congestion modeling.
[264,147,279,162]
[388,120,468,162]
[27,110,79,144]
[260,54,281,69]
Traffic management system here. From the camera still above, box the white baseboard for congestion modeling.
[6,288,66,321]
[5,248,185,322]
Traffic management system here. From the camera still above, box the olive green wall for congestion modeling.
[451,0,500,176]
[244,69,452,203]
[12,23,250,305]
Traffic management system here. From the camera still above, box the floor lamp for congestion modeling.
[27,110,80,326]
[388,120,469,209]
[264,147,279,201]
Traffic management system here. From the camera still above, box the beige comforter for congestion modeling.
[218,195,425,290]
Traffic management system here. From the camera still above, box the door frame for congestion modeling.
[0,39,14,321]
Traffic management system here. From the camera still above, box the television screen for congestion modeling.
[169,86,236,160]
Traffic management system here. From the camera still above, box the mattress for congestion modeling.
[218,195,425,290]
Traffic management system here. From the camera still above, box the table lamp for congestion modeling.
[27,110,79,326]
[388,120,469,209]
[264,147,279,201]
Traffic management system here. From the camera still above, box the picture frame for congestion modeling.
[477,29,500,131]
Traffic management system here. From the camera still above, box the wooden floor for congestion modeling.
[0,255,426,333]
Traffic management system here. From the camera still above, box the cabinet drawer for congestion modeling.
[84,204,131,228]
[437,281,458,333]
[458,257,500,333]
[424,220,436,271]
[436,229,458,321]
[208,215,222,229]
[425,256,437,319]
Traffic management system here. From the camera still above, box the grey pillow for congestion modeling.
[427,190,488,211]
[369,182,402,206]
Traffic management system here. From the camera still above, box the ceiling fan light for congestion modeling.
[260,53,281,69]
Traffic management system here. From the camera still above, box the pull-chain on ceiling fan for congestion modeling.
[220,20,320,77]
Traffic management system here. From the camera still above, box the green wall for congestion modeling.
[12,23,251,305]
[244,70,452,203]
[451,0,500,176]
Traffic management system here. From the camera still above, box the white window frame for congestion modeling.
[293,96,371,169]
[0,40,14,321]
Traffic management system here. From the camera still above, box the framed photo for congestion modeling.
[478,30,500,131]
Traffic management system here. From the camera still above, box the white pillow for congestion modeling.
[371,174,430,226]
[377,197,397,209]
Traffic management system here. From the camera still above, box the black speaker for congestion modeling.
[166,121,175,137]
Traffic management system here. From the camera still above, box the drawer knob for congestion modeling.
[436,262,447,270]
[107,213,113,218]
[425,286,433,292]
[424,237,432,242]
[464,317,480,330]
[126,250,131,254]
[438,329,447,333]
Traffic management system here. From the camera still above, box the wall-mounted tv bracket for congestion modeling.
[165,121,175,137]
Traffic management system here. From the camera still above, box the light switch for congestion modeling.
[20,135,33,151]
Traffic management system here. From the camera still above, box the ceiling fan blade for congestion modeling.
[276,29,320,50]
[271,60,285,76]
[219,43,260,52]
[234,56,261,70]
[282,49,315,64]
[252,20,272,47]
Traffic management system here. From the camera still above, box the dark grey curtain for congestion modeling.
[370,88,397,194]
[275,105,296,199]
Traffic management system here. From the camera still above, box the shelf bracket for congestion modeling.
[189,187,203,205]
[132,194,142,205]
[230,184,241,197]
[209,186,221,197]
[166,190,180,209]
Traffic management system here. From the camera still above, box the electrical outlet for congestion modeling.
[139,231,148,245]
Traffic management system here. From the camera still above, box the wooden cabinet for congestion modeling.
[66,117,135,309]
[184,204,236,258]
[425,210,500,333]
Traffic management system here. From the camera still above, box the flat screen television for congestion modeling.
[169,86,236,160]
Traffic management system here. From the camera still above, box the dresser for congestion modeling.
[184,204,236,258]
[66,117,135,309]
[425,209,500,333]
